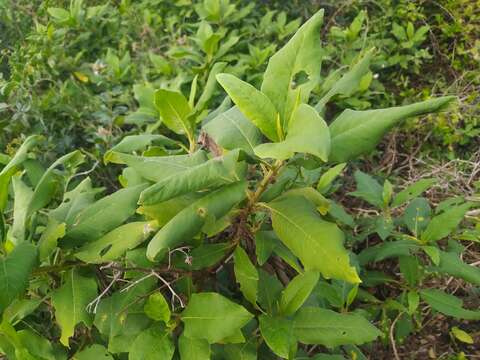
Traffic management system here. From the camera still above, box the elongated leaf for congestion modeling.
[139,150,243,205]
[38,218,66,261]
[146,181,247,260]
[203,106,262,155]
[392,179,436,207]
[293,307,381,347]
[316,49,373,111]
[74,221,158,263]
[64,183,148,246]
[421,202,472,242]
[254,104,330,161]
[420,289,480,320]
[261,10,324,129]
[259,315,296,358]
[155,89,193,136]
[317,163,346,194]
[265,196,360,283]
[181,292,253,344]
[27,150,84,217]
[105,134,177,159]
[51,270,97,346]
[105,151,208,182]
[11,176,33,243]
[0,242,38,314]
[234,246,258,306]
[129,324,174,360]
[195,62,227,112]
[435,251,480,286]
[179,335,210,360]
[0,135,42,211]
[280,270,319,316]
[217,73,279,141]
[329,96,455,162]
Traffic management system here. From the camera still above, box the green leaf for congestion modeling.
[38,218,66,261]
[51,270,97,346]
[27,150,84,217]
[146,181,246,260]
[47,7,71,22]
[317,163,346,194]
[402,198,431,236]
[280,270,319,316]
[178,334,210,360]
[420,289,480,320]
[392,179,436,207]
[451,326,474,344]
[329,97,455,162]
[10,176,33,243]
[254,104,330,161]
[293,307,382,347]
[155,89,193,137]
[316,49,374,111]
[0,135,42,211]
[259,315,296,358]
[129,324,175,360]
[203,106,262,156]
[216,73,279,141]
[261,10,324,129]
[258,269,283,315]
[105,135,177,159]
[73,345,113,360]
[255,231,278,265]
[234,246,259,306]
[105,151,208,182]
[0,242,38,314]
[265,196,360,283]
[125,84,158,125]
[348,171,384,208]
[399,256,420,286]
[74,221,158,264]
[144,292,171,323]
[139,150,243,205]
[64,184,148,247]
[181,292,253,344]
[435,251,480,286]
[421,202,472,243]
[195,62,227,112]
[187,242,231,270]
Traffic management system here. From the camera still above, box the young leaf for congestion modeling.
[51,270,97,346]
[144,292,171,323]
[329,96,455,162]
[259,315,296,358]
[234,246,259,306]
[261,10,324,129]
[317,163,346,194]
[451,327,474,344]
[0,242,38,314]
[420,289,480,320]
[293,307,382,347]
[402,198,431,236]
[181,292,253,344]
[280,270,319,316]
[254,104,330,161]
[11,176,33,243]
[74,221,158,264]
[265,195,360,283]
[178,335,210,360]
[216,73,279,141]
[203,106,262,155]
[146,181,247,260]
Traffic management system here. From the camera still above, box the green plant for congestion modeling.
[2,8,476,360]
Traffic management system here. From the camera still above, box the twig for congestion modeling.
[389,311,404,360]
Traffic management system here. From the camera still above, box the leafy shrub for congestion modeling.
[2,10,476,359]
